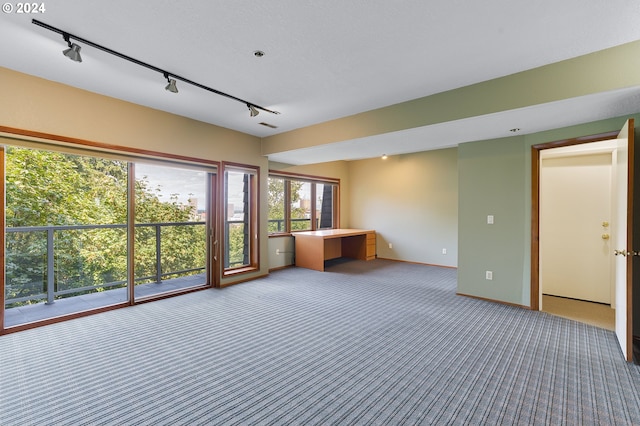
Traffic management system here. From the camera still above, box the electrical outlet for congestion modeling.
[389,243,393,249]
[442,248,447,255]
[276,249,280,255]
[485,271,493,280]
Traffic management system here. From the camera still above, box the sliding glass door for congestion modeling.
[3,144,218,329]
[133,162,212,299]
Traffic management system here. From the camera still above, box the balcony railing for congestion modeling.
[5,221,206,306]
[267,218,320,233]
[5,218,332,307]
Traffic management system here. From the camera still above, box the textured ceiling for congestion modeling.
[2,1,640,163]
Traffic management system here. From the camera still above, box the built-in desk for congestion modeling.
[293,229,376,271]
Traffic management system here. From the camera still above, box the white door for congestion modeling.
[613,119,634,361]
[540,153,612,303]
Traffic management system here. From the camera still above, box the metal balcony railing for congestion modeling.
[5,218,329,307]
[5,221,206,306]
[267,218,316,233]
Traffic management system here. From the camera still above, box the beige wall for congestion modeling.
[267,150,458,270]
[0,67,269,285]
[348,148,458,267]
[0,67,261,163]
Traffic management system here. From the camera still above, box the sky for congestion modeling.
[135,163,245,209]
[135,163,207,208]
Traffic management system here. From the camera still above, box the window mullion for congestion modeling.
[310,184,317,231]
[284,180,292,233]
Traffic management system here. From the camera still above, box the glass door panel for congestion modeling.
[134,163,209,299]
[4,146,129,328]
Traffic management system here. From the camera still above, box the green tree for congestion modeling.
[268,177,285,233]
[267,177,307,232]
[5,146,207,305]
[290,181,309,231]
[6,147,129,301]
[134,177,206,283]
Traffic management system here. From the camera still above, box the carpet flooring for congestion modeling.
[1,259,639,425]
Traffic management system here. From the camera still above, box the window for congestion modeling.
[268,172,339,234]
[316,183,335,229]
[224,164,259,275]
[2,140,218,330]
[267,176,286,233]
[291,181,312,231]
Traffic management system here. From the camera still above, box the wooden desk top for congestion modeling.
[293,229,375,239]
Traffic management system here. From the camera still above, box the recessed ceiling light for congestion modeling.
[254,50,265,58]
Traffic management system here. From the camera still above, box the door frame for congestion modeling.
[531,130,619,311]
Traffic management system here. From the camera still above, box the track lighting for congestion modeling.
[164,73,178,93]
[32,19,280,116]
[248,104,259,117]
[62,34,82,62]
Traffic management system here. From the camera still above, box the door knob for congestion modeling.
[602,233,610,240]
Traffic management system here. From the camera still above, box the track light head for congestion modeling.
[62,34,82,62]
[164,73,178,93]
[248,104,259,117]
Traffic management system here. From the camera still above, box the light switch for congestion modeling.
[487,215,494,225]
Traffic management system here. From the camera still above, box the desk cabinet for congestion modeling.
[293,229,376,271]
[366,232,376,260]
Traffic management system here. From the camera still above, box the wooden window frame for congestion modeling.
[268,170,340,235]
[222,162,260,277]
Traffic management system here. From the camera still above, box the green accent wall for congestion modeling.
[458,113,640,306]
[458,135,527,304]
[262,40,640,156]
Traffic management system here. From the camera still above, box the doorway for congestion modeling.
[539,143,617,330]
[531,120,636,362]
[531,132,618,310]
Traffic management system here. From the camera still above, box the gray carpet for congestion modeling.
[1,259,639,425]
